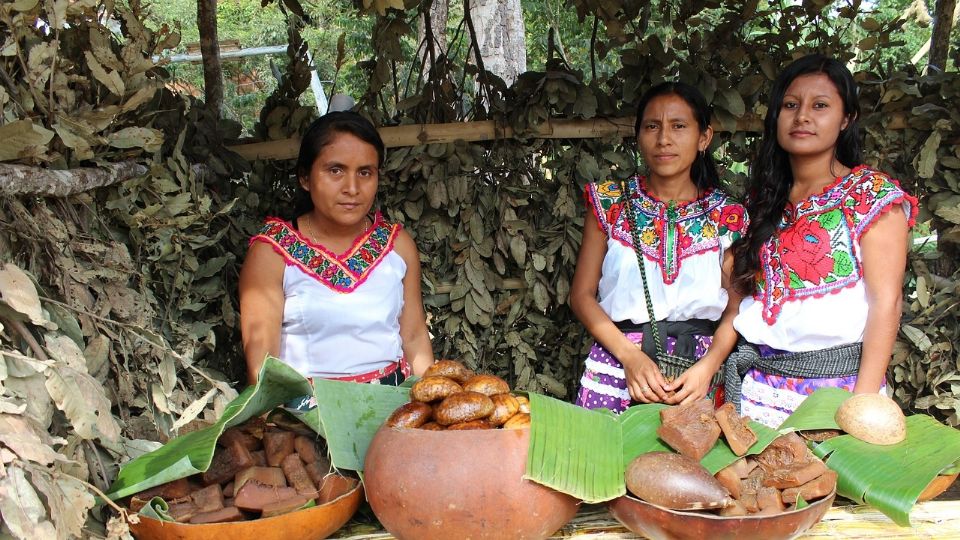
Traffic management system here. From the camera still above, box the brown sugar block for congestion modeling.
[782,470,838,504]
[714,465,742,500]
[303,461,328,487]
[715,403,758,456]
[261,495,312,518]
[293,435,321,464]
[167,500,198,523]
[133,477,193,501]
[251,450,267,467]
[222,482,234,499]
[202,440,255,486]
[238,416,267,440]
[234,480,299,512]
[763,459,828,489]
[263,428,296,467]
[220,427,262,452]
[235,466,287,493]
[281,453,318,496]
[318,474,359,504]
[739,474,764,513]
[756,433,811,473]
[190,484,225,513]
[656,399,721,461]
[189,506,245,524]
[756,486,786,512]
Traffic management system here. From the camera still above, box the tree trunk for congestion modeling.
[419,0,449,74]
[468,0,527,86]
[197,0,224,116]
[929,0,959,71]
[0,162,147,197]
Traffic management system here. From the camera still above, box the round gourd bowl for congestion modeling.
[363,425,580,540]
[608,488,836,540]
[128,480,362,540]
[918,473,959,502]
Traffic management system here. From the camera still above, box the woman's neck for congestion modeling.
[788,152,851,202]
[645,175,698,203]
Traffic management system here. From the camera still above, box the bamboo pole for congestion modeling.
[227,112,916,162]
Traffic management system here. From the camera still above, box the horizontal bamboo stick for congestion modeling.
[227,112,912,162]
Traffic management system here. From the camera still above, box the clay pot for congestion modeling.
[918,473,959,502]
[363,426,580,540]
[608,488,836,540]
[129,481,362,540]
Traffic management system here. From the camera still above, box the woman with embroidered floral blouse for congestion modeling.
[570,82,748,413]
[239,112,434,386]
[728,54,917,428]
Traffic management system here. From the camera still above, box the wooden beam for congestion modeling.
[226,112,916,162]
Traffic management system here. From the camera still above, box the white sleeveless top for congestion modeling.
[250,213,406,378]
[734,167,918,352]
[588,178,748,323]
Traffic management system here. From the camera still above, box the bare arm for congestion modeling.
[855,206,908,393]
[239,242,285,385]
[570,209,669,402]
[394,229,435,376]
[666,249,742,404]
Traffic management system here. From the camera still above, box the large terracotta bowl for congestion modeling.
[918,473,959,502]
[608,488,836,540]
[128,481,362,540]
[363,426,580,540]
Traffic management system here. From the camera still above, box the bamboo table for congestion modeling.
[331,500,960,539]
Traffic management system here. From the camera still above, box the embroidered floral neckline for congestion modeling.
[251,212,401,293]
[587,177,747,285]
[783,165,867,223]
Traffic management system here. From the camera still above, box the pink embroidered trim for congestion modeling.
[325,357,411,383]
[249,212,401,294]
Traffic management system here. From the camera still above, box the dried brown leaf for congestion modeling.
[0,466,58,539]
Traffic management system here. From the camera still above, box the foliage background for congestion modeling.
[0,0,958,538]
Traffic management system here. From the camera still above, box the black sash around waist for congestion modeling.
[613,318,718,365]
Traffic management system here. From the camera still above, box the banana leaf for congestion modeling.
[106,357,315,500]
[524,398,782,503]
[779,388,960,526]
[311,377,409,471]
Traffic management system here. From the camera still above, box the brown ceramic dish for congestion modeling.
[363,425,580,540]
[608,488,836,540]
[918,473,959,502]
[128,480,362,540]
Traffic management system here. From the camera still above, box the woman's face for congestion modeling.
[300,131,379,228]
[637,94,711,186]
[776,73,849,160]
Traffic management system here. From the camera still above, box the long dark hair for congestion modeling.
[293,111,385,216]
[731,54,863,296]
[634,82,720,192]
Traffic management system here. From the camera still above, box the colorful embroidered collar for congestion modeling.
[588,177,747,284]
[754,166,918,324]
[251,212,401,293]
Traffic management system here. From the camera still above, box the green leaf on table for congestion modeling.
[778,387,851,431]
[311,378,409,472]
[812,415,960,526]
[106,357,313,500]
[524,393,624,503]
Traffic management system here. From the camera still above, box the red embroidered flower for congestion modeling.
[679,231,693,250]
[605,202,623,228]
[308,256,323,269]
[719,206,746,232]
[852,188,873,215]
[779,218,833,283]
[266,223,283,235]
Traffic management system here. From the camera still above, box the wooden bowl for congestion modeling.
[608,488,836,540]
[129,480,362,540]
[363,426,580,540]
[918,473,959,502]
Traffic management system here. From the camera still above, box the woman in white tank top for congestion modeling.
[239,112,434,385]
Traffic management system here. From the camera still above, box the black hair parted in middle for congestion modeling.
[634,81,720,192]
[730,54,863,296]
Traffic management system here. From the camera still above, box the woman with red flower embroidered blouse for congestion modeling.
[729,55,917,428]
[570,82,748,413]
[239,112,434,386]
